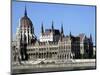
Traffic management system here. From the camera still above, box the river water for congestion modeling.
[12,65,96,74]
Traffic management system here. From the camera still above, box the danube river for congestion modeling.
[12,59,96,74]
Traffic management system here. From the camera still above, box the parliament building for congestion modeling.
[12,7,94,64]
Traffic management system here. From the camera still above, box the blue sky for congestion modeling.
[12,1,96,45]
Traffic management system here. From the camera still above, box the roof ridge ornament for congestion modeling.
[24,5,27,17]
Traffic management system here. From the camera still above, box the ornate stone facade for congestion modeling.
[12,7,94,63]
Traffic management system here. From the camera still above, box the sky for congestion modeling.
[12,1,96,45]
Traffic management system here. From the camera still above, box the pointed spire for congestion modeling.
[61,23,63,34]
[41,22,44,34]
[90,34,92,42]
[24,5,27,17]
[52,20,54,30]
[70,32,72,37]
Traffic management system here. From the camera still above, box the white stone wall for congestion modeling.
[40,34,53,42]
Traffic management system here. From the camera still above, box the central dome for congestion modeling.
[20,7,33,28]
[20,16,33,28]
